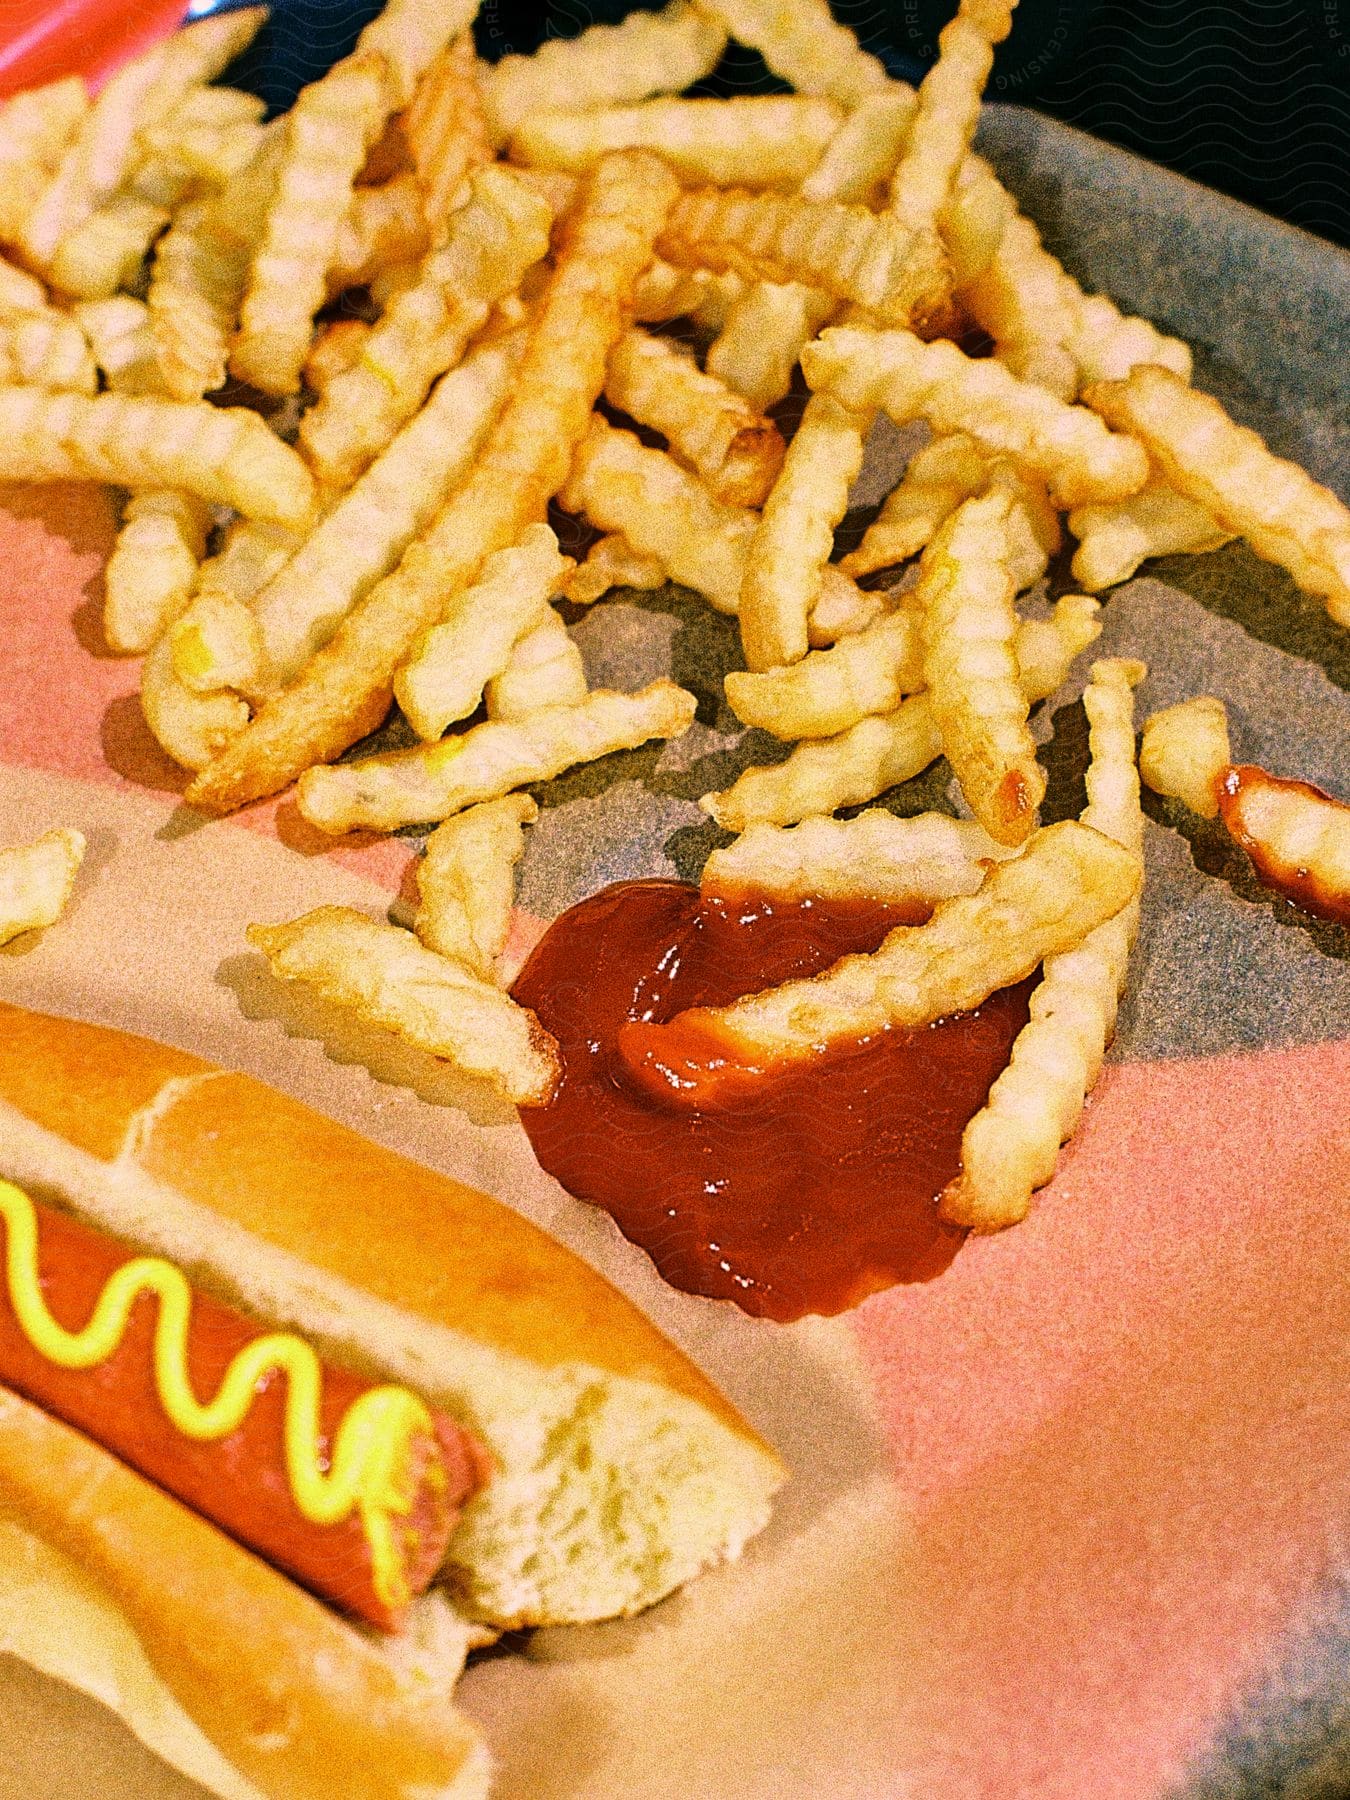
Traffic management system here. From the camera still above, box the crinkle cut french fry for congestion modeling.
[403,34,493,234]
[46,195,169,302]
[1219,766,1350,925]
[304,319,373,395]
[231,53,394,396]
[725,602,924,740]
[137,88,268,190]
[484,609,589,721]
[1064,292,1191,388]
[415,794,538,977]
[960,212,1079,400]
[170,591,263,696]
[701,809,1013,906]
[355,0,481,112]
[631,259,729,327]
[72,295,164,394]
[187,151,680,815]
[801,91,918,206]
[920,489,1045,845]
[483,4,728,147]
[804,325,1148,507]
[603,327,786,509]
[660,188,950,328]
[0,256,50,319]
[396,523,572,742]
[692,0,891,103]
[148,201,246,401]
[297,681,697,835]
[0,387,314,524]
[617,820,1141,1106]
[327,173,430,294]
[511,96,845,192]
[941,151,1015,288]
[1086,364,1350,626]
[299,165,553,487]
[19,11,266,272]
[704,280,836,413]
[248,906,560,1106]
[1068,475,1233,592]
[0,312,96,392]
[104,489,211,655]
[256,331,524,694]
[840,431,989,578]
[561,533,668,606]
[703,592,1101,831]
[739,393,869,673]
[809,564,892,645]
[142,634,250,772]
[0,78,88,246]
[560,416,756,617]
[1140,695,1232,819]
[888,0,1016,237]
[942,658,1145,1231]
[0,828,86,948]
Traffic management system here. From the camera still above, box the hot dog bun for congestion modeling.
[0,1003,784,1784]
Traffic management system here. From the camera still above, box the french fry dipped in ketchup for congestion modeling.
[0,1180,486,1631]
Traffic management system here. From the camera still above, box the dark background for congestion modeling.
[233,0,1350,249]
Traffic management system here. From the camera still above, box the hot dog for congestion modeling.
[0,1003,785,1800]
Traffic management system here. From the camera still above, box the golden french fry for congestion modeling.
[801,91,918,206]
[560,416,756,616]
[188,150,680,814]
[1139,695,1232,819]
[604,328,786,509]
[248,906,561,1105]
[171,592,264,696]
[20,12,265,271]
[141,634,250,771]
[104,488,211,654]
[740,393,869,672]
[692,0,891,103]
[327,172,430,293]
[1219,765,1350,925]
[941,151,1014,287]
[484,609,589,721]
[232,54,394,395]
[631,259,731,326]
[415,794,538,977]
[0,828,86,947]
[809,564,892,645]
[804,325,1149,507]
[71,295,163,394]
[921,489,1045,845]
[942,657,1145,1230]
[704,592,1101,831]
[840,431,989,577]
[298,680,697,834]
[701,808,1013,905]
[0,386,313,523]
[0,312,96,393]
[725,601,924,740]
[355,0,480,111]
[960,213,1078,399]
[617,819,1141,1105]
[1086,364,1350,626]
[45,194,168,300]
[396,523,573,741]
[704,279,836,412]
[1068,474,1234,591]
[660,188,950,328]
[511,96,845,192]
[137,84,268,184]
[1064,291,1191,387]
[0,77,88,246]
[255,332,524,693]
[0,256,50,318]
[561,533,668,606]
[987,458,1061,590]
[299,165,553,487]
[484,3,728,146]
[403,35,493,232]
[889,0,1016,236]
[303,319,372,395]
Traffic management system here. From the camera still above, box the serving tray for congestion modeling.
[0,22,1347,1796]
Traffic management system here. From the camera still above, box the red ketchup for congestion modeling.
[0,1197,485,1630]
[514,880,1033,1322]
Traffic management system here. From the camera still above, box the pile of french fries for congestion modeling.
[2,0,1347,1231]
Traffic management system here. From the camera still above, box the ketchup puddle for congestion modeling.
[514,880,1033,1322]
